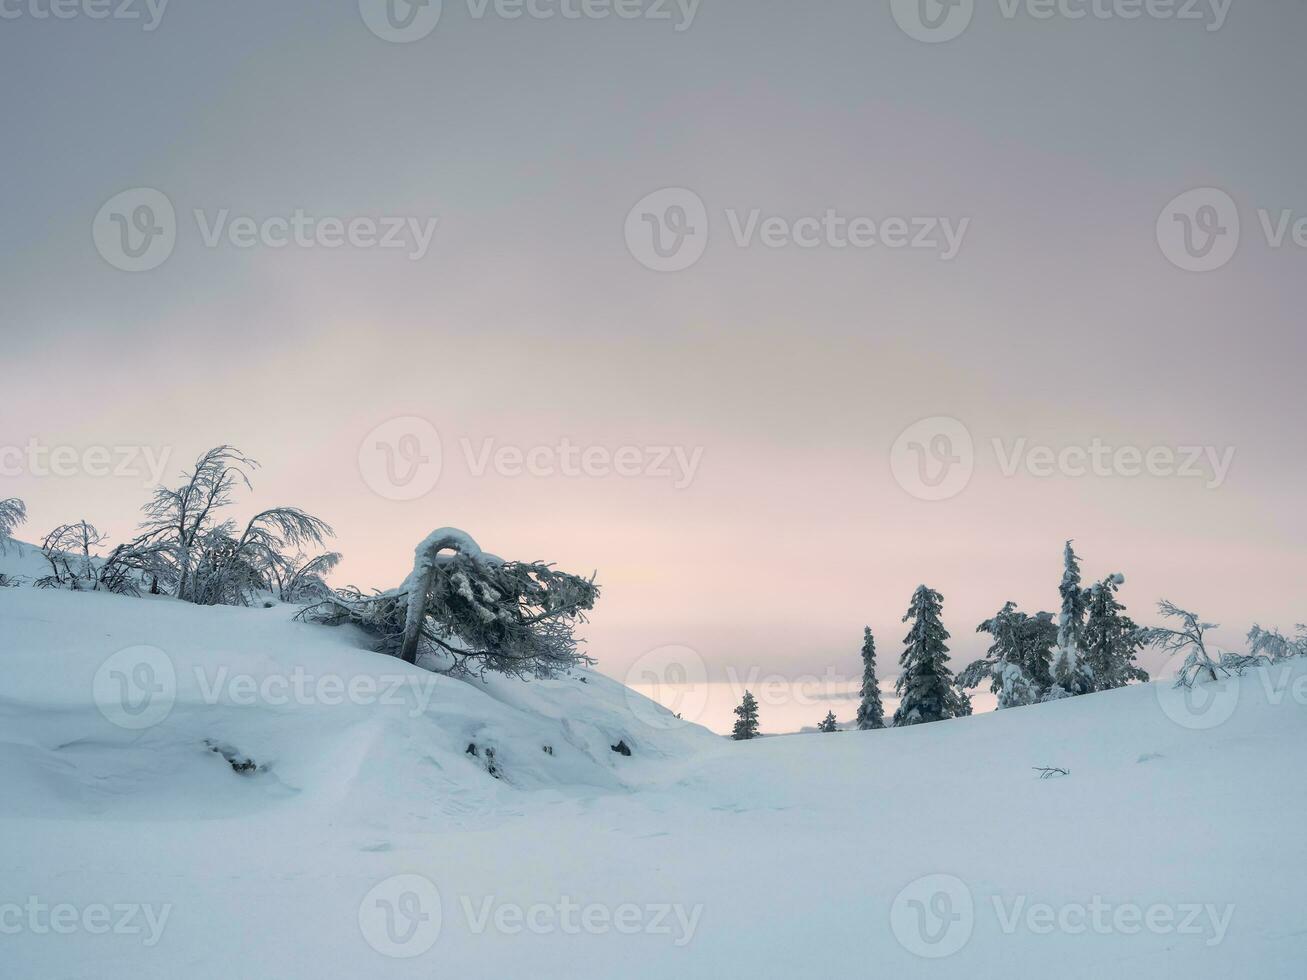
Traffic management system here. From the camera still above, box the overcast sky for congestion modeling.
[2,0,1304,708]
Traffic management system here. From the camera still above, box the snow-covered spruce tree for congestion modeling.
[0,497,27,554]
[855,626,886,730]
[818,711,838,733]
[1051,541,1094,697]
[302,528,599,679]
[732,690,761,740]
[958,602,1057,708]
[1083,573,1149,691]
[1138,600,1223,687]
[893,585,968,727]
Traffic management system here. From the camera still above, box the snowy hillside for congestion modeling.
[1,549,1303,978]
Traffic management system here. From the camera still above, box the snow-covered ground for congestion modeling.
[1,543,1303,978]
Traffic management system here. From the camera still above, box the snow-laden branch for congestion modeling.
[0,498,27,554]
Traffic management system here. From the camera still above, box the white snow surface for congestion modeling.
[1,547,1303,978]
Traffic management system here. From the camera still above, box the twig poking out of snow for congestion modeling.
[1033,766,1069,779]
[204,739,261,775]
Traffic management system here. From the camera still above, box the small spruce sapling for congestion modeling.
[732,690,761,740]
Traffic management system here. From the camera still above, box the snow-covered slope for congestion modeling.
[0,586,719,822]
[1,553,1303,978]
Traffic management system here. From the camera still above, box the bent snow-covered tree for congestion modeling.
[1247,624,1307,663]
[1138,600,1223,687]
[305,528,599,678]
